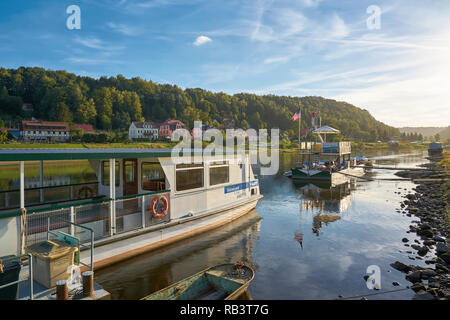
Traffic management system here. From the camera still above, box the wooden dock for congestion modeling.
[352,165,441,172]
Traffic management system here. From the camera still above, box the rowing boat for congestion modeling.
[142,262,254,300]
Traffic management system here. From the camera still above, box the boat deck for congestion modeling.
[16,268,110,300]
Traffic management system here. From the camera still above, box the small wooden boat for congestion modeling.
[142,262,254,300]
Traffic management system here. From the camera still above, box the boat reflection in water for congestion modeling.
[293,180,356,245]
[95,209,262,300]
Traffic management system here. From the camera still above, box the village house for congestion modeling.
[73,123,95,134]
[158,120,186,139]
[21,120,70,143]
[129,121,159,141]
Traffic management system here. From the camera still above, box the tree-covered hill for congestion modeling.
[0,67,400,142]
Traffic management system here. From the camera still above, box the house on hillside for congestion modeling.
[158,120,186,139]
[73,124,95,134]
[21,120,70,143]
[129,121,159,141]
[191,124,212,139]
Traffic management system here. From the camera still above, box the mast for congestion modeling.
[298,109,301,154]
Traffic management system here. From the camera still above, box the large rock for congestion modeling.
[440,252,450,264]
[421,269,437,279]
[417,246,429,256]
[436,242,450,255]
[406,271,422,283]
[390,261,412,273]
[412,291,436,300]
[433,235,445,242]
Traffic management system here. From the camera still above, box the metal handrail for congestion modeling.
[0,181,98,194]
[0,254,33,300]
[1,189,171,218]
[46,218,94,272]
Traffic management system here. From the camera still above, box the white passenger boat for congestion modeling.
[0,149,262,271]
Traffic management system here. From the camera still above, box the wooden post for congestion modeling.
[56,280,68,300]
[82,271,94,297]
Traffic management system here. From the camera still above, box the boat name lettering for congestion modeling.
[224,180,258,194]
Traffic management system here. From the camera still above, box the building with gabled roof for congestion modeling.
[21,120,70,143]
[129,121,159,140]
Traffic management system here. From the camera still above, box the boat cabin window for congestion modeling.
[102,161,120,186]
[142,162,166,191]
[209,161,229,186]
[176,163,204,191]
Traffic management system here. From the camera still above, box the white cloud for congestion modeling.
[107,22,140,36]
[73,36,124,52]
[299,0,322,7]
[329,13,349,38]
[193,35,212,46]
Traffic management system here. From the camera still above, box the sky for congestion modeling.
[0,0,449,127]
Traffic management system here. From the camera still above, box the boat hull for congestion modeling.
[80,196,262,271]
[287,167,365,185]
[142,263,254,300]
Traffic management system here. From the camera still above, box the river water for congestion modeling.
[93,150,432,300]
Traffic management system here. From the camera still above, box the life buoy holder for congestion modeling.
[150,195,169,219]
[77,185,94,198]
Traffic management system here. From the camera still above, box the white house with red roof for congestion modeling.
[129,121,159,140]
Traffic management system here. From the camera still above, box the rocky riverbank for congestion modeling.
[391,155,449,300]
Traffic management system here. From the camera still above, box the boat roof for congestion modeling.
[312,126,340,134]
[0,148,245,162]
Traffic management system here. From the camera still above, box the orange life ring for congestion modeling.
[77,185,94,198]
[150,195,169,219]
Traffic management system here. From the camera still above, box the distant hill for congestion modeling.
[437,126,450,140]
[0,66,400,142]
[398,127,445,137]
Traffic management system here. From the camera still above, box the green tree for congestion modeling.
[75,98,97,124]
[0,130,7,143]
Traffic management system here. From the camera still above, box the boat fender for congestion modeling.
[150,195,169,219]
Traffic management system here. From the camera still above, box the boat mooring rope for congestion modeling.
[337,286,412,300]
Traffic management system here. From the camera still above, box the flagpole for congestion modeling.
[298,112,301,154]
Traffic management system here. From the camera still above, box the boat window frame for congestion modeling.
[208,161,230,187]
[175,162,205,192]
[141,161,166,191]
[101,160,120,187]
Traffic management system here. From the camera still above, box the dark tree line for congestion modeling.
[0,67,400,141]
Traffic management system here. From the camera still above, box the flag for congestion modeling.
[291,108,301,121]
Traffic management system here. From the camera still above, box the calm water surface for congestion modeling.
[93,150,431,300]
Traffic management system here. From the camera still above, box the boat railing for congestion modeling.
[299,141,351,155]
[0,254,33,300]
[11,189,171,250]
[44,218,94,272]
[0,181,99,212]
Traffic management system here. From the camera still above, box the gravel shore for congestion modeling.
[391,156,449,300]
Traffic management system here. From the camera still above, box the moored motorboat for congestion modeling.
[142,262,254,300]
